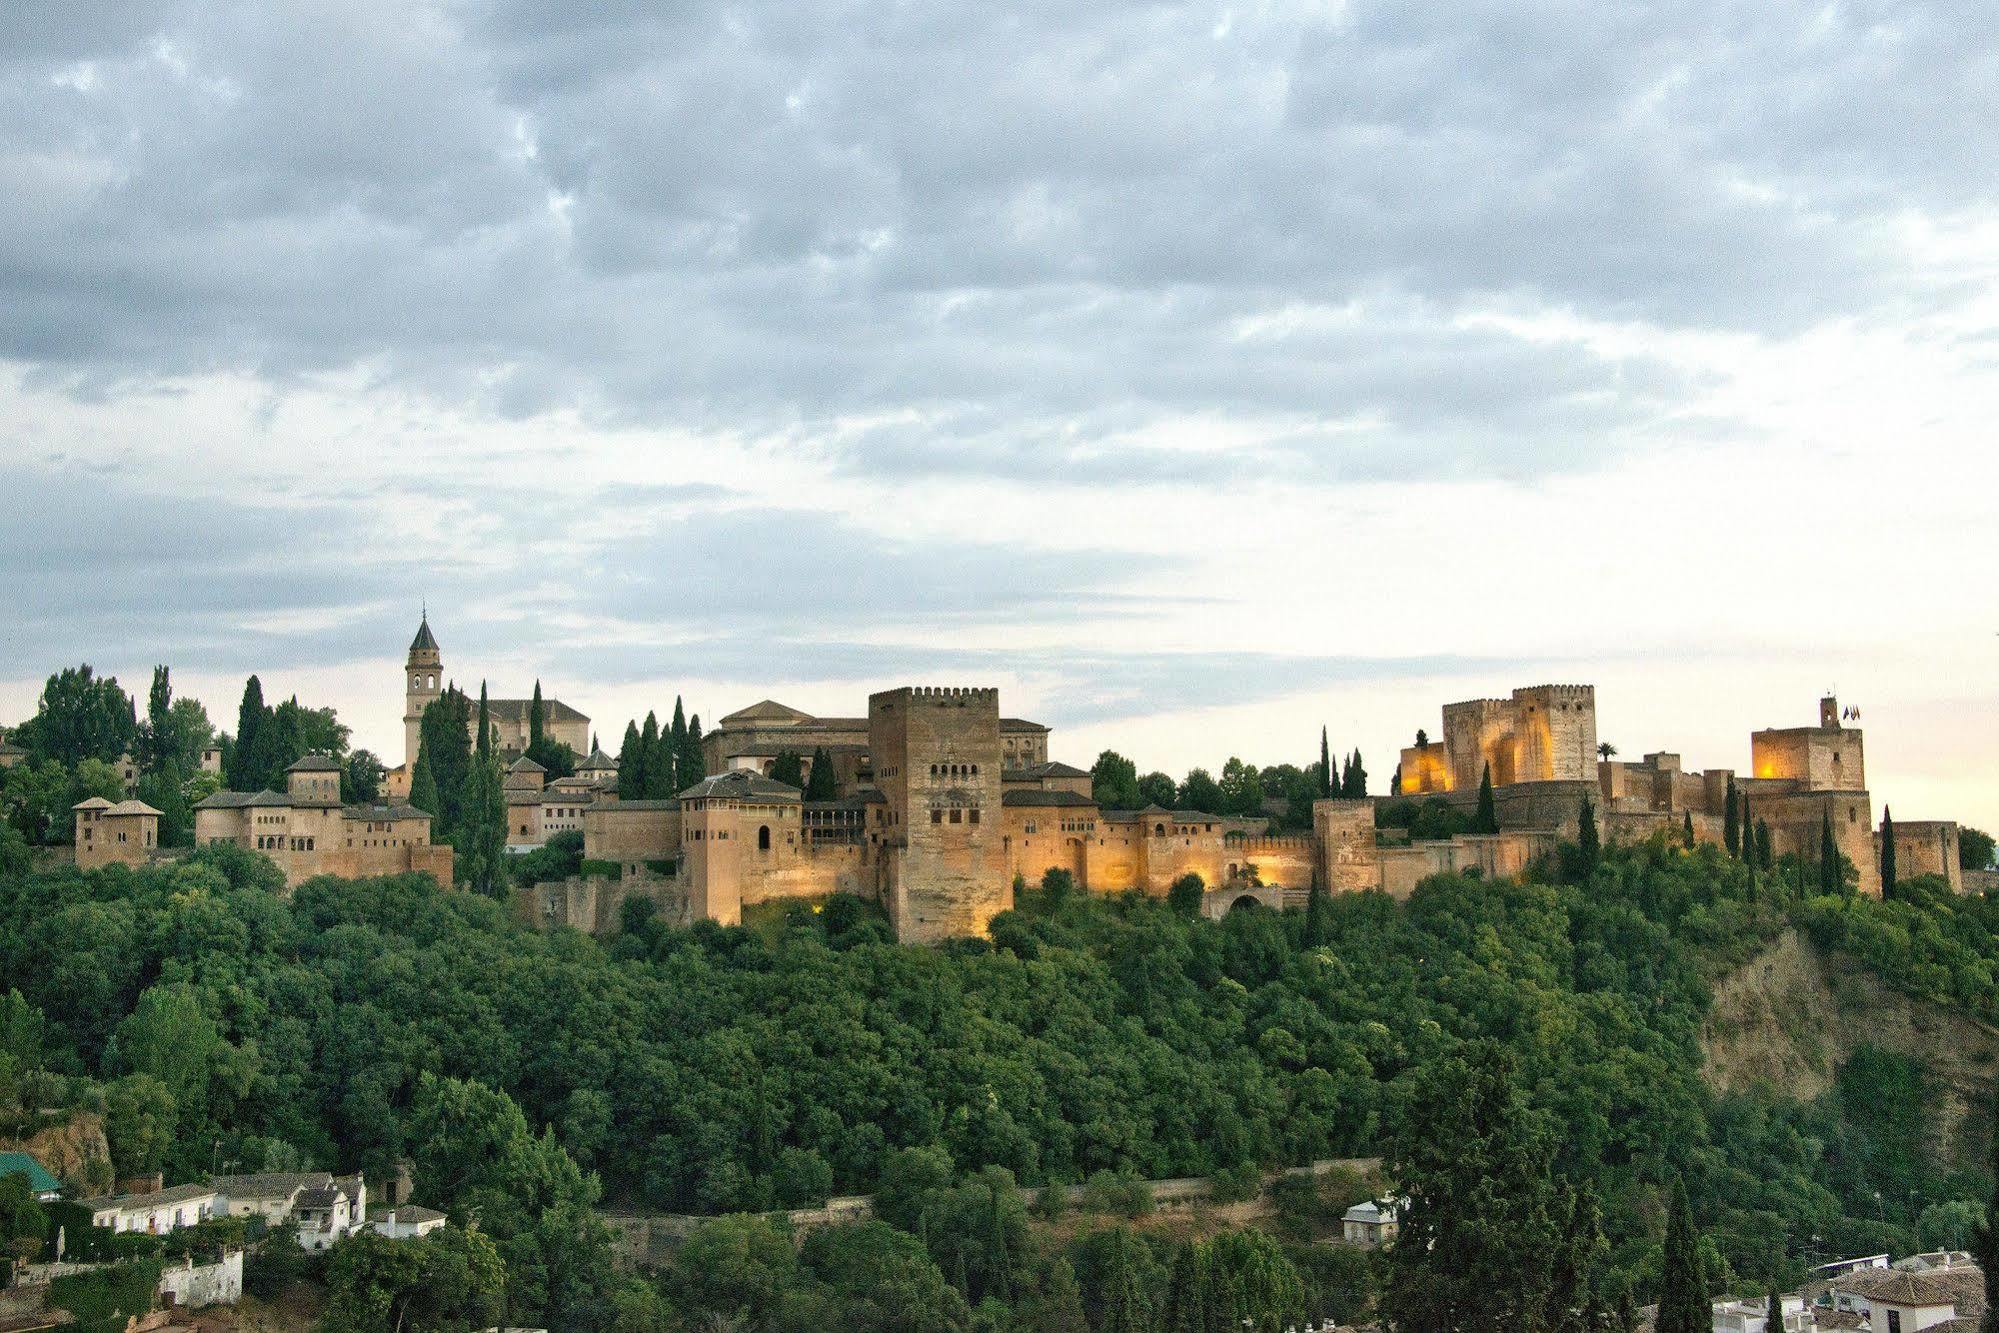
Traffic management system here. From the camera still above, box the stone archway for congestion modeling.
[1199,882,1283,921]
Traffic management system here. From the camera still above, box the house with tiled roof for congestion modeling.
[72,796,161,870]
[194,757,453,890]
[0,1152,61,1201]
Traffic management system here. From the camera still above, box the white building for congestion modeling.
[1715,1293,1814,1333]
[294,1175,368,1251]
[210,1171,337,1225]
[1341,1196,1402,1248]
[370,1205,448,1240]
[1829,1267,1984,1333]
[84,1183,221,1235]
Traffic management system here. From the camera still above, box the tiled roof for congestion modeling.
[105,800,163,817]
[71,797,114,811]
[85,1182,219,1211]
[1000,718,1051,733]
[195,789,291,810]
[1002,789,1096,808]
[340,803,431,822]
[717,700,818,727]
[679,771,802,802]
[294,1186,344,1210]
[1007,760,1089,779]
[377,1204,446,1224]
[286,753,342,773]
[1839,1269,1972,1309]
[211,1171,331,1201]
[508,756,547,774]
[600,798,680,811]
[409,616,438,653]
[487,697,588,725]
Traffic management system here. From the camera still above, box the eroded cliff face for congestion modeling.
[1703,928,1999,1165]
[6,1109,112,1193]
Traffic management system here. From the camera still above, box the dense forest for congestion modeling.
[0,825,1993,1328]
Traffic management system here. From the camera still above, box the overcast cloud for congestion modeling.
[1,1,1995,829]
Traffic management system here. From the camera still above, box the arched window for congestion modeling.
[1155,823,1166,836]
[758,825,772,851]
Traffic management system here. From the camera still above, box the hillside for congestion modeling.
[1705,927,1999,1172]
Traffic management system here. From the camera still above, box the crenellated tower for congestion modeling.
[404,613,443,768]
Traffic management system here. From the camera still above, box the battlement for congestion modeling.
[1240,835,1317,852]
[871,686,1001,708]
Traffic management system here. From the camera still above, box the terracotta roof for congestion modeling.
[105,800,163,817]
[286,753,342,773]
[1000,718,1050,733]
[1839,1269,1972,1309]
[341,803,431,822]
[70,797,114,811]
[195,789,291,809]
[85,1182,219,1211]
[717,700,818,727]
[508,756,546,774]
[487,696,588,725]
[1007,761,1089,779]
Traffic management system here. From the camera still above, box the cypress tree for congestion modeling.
[617,720,645,800]
[671,698,689,790]
[1724,776,1741,858]
[1094,1228,1146,1333]
[1616,1285,1638,1333]
[141,666,173,776]
[637,713,660,798]
[771,750,805,789]
[1820,809,1842,895]
[1881,807,1897,899]
[415,687,473,839]
[681,715,706,786]
[1577,796,1600,876]
[1973,1089,1999,1333]
[1756,819,1773,871]
[229,676,266,791]
[409,751,439,818]
[1656,1177,1708,1333]
[1767,1279,1786,1333]
[1474,762,1498,834]
[528,680,545,749]
[804,745,840,801]
[458,683,508,898]
[1344,750,1368,798]
[1161,1241,1204,1333]
[1039,1257,1089,1333]
[1390,764,1402,796]
[646,713,674,799]
[1683,812,1696,850]
[1319,727,1332,798]
[1304,882,1334,949]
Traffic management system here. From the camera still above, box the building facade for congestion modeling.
[391,614,590,794]
[194,756,452,889]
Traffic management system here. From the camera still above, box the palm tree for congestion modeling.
[1598,742,1617,762]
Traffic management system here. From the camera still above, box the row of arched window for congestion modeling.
[929,763,979,778]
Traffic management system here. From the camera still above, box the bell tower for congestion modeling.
[404,613,443,768]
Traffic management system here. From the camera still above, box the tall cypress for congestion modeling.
[1767,1279,1786,1333]
[1820,809,1843,895]
[637,713,660,799]
[1880,807,1897,899]
[528,680,545,748]
[1724,776,1741,858]
[1344,750,1368,799]
[229,676,266,791]
[1756,819,1773,872]
[804,746,840,801]
[142,666,173,776]
[1474,762,1498,834]
[1304,882,1334,949]
[670,698,689,790]
[1656,1177,1708,1333]
[459,683,507,897]
[1319,727,1332,798]
[617,720,645,800]
[646,713,675,799]
[1683,811,1696,850]
[1973,1089,1999,1333]
[1577,796,1600,876]
[1161,1241,1204,1333]
[1094,1228,1146,1333]
[682,715,706,785]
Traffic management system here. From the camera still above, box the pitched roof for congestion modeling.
[575,747,617,771]
[286,753,342,773]
[1839,1269,1971,1309]
[0,1153,59,1195]
[718,700,817,727]
[486,696,588,725]
[679,770,802,802]
[341,803,432,822]
[105,800,163,818]
[195,789,292,810]
[602,798,680,811]
[1008,760,1089,779]
[1002,789,1097,808]
[294,1186,345,1210]
[1000,718,1051,734]
[409,616,438,654]
[377,1204,446,1225]
[70,797,114,811]
[508,756,547,774]
[211,1171,332,1201]
[84,1182,220,1211]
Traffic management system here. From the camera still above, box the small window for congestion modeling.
[969,809,980,824]
[931,809,943,824]
[758,825,772,851]
[950,808,963,824]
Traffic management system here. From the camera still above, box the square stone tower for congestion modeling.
[870,687,1009,943]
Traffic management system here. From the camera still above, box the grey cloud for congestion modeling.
[0,0,1981,485]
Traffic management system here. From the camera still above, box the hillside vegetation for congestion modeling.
[0,836,1991,1327]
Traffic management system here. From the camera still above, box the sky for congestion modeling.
[1,1,1995,832]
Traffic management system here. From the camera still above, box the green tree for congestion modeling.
[409,753,440,821]
[138,666,176,777]
[1880,807,1897,900]
[416,688,473,840]
[1657,1178,1708,1333]
[771,749,805,789]
[1179,768,1223,813]
[1167,873,1205,919]
[1138,772,1179,808]
[1088,1227,1148,1333]
[343,749,387,805]
[800,1219,970,1332]
[1683,812,1696,850]
[1162,1241,1205,1333]
[1034,1256,1090,1333]
[637,713,663,797]
[1820,809,1843,895]
[680,714,706,788]
[1205,1229,1305,1333]
[103,1073,178,1179]
[1577,796,1601,877]
[1756,818,1774,871]
[1962,827,1996,872]
[458,685,508,898]
[647,713,675,799]
[1382,1043,1563,1333]
[1303,882,1334,948]
[1092,751,1142,810]
[12,665,135,768]
[1319,728,1333,798]
[1218,758,1266,818]
[669,698,689,791]
[616,721,646,801]
[1342,751,1368,799]
[528,680,545,750]
[226,675,270,791]
[323,1225,507,1333]
[1976,1091,1999,1333]
[1724,776,1741,859]
[1473,762,1499,834]
[805,746,841,801]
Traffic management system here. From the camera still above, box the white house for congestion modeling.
[1714,1293,1814,1333]
[370,1205,448,1240]
[1829,1268,1980,1333]
[84,1183,222,1235]
[210,1171,336,1225]
[1341,1196,1402,1248]
[295,1175,368,1251]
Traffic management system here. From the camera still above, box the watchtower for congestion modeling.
[869,686,1009,942]
[404,614,443,768]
